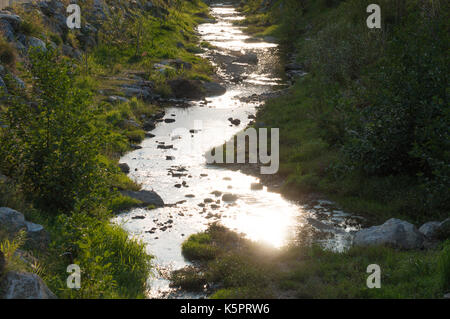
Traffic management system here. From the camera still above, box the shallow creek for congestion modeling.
[114,3,362,298]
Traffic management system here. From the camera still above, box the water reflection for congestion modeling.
[114,4,358,299]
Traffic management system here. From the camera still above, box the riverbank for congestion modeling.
[169,0,450,299]
[0,0,215,298]
[172,224,449,298]
[222,0,450,226]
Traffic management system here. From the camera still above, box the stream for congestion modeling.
[114,3,362,299]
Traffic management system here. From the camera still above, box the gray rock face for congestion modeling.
[0,207,26,234]
[121,85,152,100]
[0,207,49,249]
[419,221,441,239]
[120,190,164,208]
[0,13,21,30]
[0,20,15,42]
[354,218,424,250]
[0,271,56,299]
[26,36,47,51]
[107,95,129,104]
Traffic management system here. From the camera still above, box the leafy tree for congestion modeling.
[0,49,110,214]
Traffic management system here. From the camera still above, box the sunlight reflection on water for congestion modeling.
[114,4,358,299]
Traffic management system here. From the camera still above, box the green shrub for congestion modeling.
[0,39,16,67]
[170,266,207,291]
[182,233,218,261]
[47,212,152,298]
[0,49,111,214]
[439,241,450,292]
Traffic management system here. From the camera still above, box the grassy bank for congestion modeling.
[171,224,450,298]
[0,0,213,298]
[171,0,450,299]
[232,0,449,225]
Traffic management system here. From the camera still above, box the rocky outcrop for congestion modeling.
[168,78,205,99]
[418,218,450,240]
[0,207,50,250]
[0,271,56,299]
[354,218,424,250]
[120,190,164,208]
[419,221,441,239]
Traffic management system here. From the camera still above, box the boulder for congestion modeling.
[118,163,130,174]
[107,95,129,104]
[168,78,205,99]
[142,119,156,131]
[0,207,26,234]
[222,193,238,202]
[0,20,15,42]
[419,221,441,239]
[0,271,56,299]
[121,85,152,100]
[354,218,424,250]
[120,190,164,208]
[26,37,46,52]
[0,13,21,30]
[0,207,49,249]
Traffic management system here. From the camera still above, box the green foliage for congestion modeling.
[18,20,42,36]
[45,212,152,298]
[344,7,449,214]
[242,0,449,223]
[182,233,217,261]
[179,225,446,298]
[0,49,111,214]
[0,38,16,67]
[170,266,207,291]
[438,241,450,292]
[0,230,28,274]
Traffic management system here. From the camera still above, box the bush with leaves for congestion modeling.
[344,7,449,212]
[0,49,111,214]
